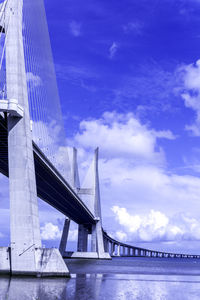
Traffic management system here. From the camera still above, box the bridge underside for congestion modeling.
[0,115,94,228]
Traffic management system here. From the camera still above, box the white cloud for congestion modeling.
[72,112,175,164]
[41,222,61,240]
[179,59,200,135]
[115,231,127,241]
[109,42,118,59]
[182,60,200,90]
[69,21,81,37]
[111,207,200,242]
[99,159,200,216]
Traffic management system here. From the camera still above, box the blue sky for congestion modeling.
[1,0,200,253]
[46,0,200,171]
[45,0,200,252]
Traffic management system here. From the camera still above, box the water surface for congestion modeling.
[1,258,200,299]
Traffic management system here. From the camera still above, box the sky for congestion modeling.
[1,0,200,253]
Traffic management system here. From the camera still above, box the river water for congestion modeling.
[1,258,200,299]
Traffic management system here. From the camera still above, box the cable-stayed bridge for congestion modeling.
[0,0,198,277]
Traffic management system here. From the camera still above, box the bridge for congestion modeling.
[0,0,198,277]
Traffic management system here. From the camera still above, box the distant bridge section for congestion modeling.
[103,231,200,259]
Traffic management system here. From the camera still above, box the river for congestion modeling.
[1,258,200,299]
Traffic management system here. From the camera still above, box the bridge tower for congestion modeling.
[60,148,110,259]
[0,0,69,276]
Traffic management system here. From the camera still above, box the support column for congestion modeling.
[91,224,97,252]
[71,148,80,190]
[59,218,70,256]
[104,239,109,253]
[110,242,112,255]
[111,243,115,256]
[77,225,88,252]
[103,238,108,252]
[117,245,120,256]
[91,219,107,256]
[123,247,126,256]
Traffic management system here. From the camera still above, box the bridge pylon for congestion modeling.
[60,147,110,259]
[0,0,69,276]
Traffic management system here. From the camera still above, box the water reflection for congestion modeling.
[75,274,102,300]
[67,273,200,300]
[1,273,200,299]
[0,277,68,300]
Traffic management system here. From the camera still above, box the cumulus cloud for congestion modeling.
[111,207,200,242]
[69,21,81,37]
[72,111,175,164]
[109,42,118,59]
[98,158,200,222]
[41,222,61,240]
[179,59,200,136]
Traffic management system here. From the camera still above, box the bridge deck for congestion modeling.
[0,116,95,226]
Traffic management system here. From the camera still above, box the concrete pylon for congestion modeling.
[72,147,80,190]
[71,148,89,254]
[72,148,110,259]
[59,218,70,256]
[3,0,69,276]
[77,224,88,252]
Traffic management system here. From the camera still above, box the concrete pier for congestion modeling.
[77,225,88,252]
[59,218,70,256]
